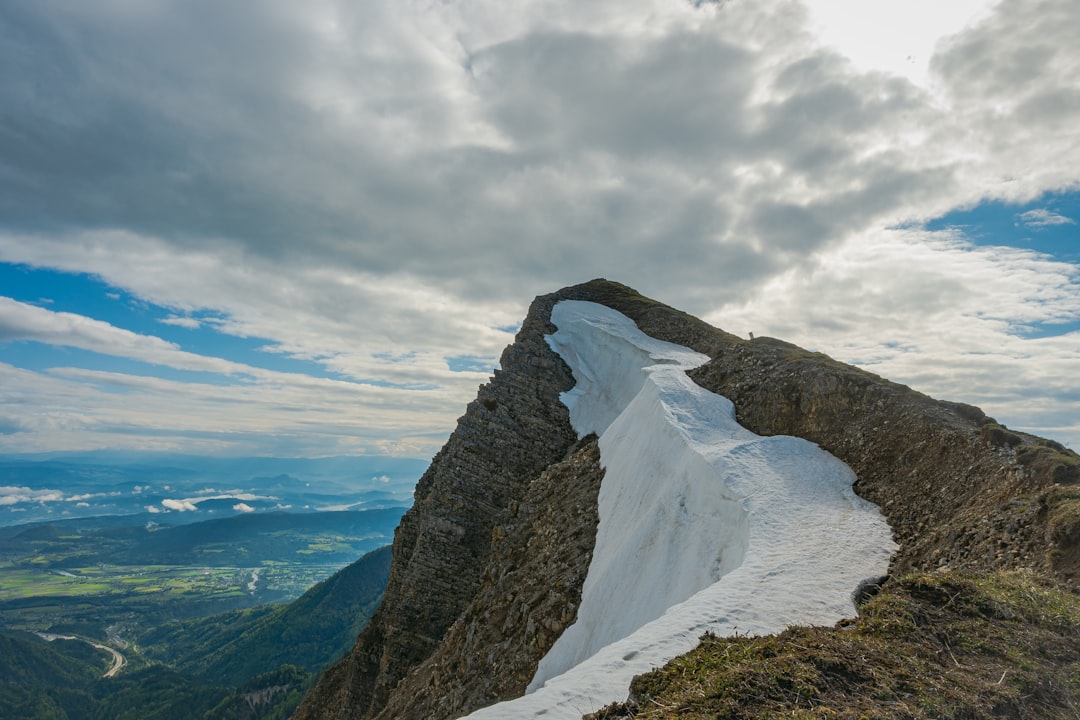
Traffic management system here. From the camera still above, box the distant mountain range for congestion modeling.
[0,453,428,527]
[0,506,405,570]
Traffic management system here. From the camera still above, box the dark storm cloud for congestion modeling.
[472,30,754,161]
[0,0,947,310]
[0,1,385,254]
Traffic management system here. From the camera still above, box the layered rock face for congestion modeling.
[295,279,1077,720]
[294,287,588,720]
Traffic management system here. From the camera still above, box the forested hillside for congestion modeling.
[141,546,392,685]
[1,546,392,719]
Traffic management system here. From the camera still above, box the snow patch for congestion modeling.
[463,300,896,719]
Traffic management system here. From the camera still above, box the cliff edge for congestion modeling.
[295,278,1079,720]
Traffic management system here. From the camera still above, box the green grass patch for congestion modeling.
[1019,443,1080,484]
[1045,485,1080,546]
[980,422,1025,448]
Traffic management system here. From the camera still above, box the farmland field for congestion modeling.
[0,508,406,639]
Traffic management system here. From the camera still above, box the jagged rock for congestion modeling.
[295,278,1078,720]
[293,288,581,720]
[375,436,603,719]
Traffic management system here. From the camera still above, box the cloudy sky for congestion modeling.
[1,0,1078,458]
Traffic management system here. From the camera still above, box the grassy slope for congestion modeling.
[590,571,1080,719]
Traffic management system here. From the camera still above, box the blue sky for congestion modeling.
[1,263,366,383]
[927,193,1080,265]
[1,0,1078,455]
[926,194,1080,338]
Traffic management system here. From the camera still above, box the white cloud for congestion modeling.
[162,498,198,512]
[159,492,276,514]
[0,300,466,455]
[65,493,102,502]
[0,296,252,376]
[802,0,1000,88]
[0,486,97,506]
[929,0,1080,205]
[0,488,31,506]
[160,315,202,329]
[0,233,516,391]
[712,226,1080,446]
[1017,208,1076,228]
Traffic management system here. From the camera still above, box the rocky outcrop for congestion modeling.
[293,289,583,720]
[375,436,603,719]
[296,278,1078,720]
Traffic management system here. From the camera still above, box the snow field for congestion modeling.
[462,301,896,719]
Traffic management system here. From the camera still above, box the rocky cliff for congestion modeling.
[295,278,1079,720]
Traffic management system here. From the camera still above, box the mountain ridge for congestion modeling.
[295,278,1079,719]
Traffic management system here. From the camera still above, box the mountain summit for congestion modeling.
[295,279,1080,720]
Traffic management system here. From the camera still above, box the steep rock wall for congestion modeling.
[376,436,604,719]
[294,289,584,720]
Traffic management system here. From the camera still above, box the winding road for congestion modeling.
[36,632,126,678]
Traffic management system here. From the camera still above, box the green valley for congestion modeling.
[0,509,401,719]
